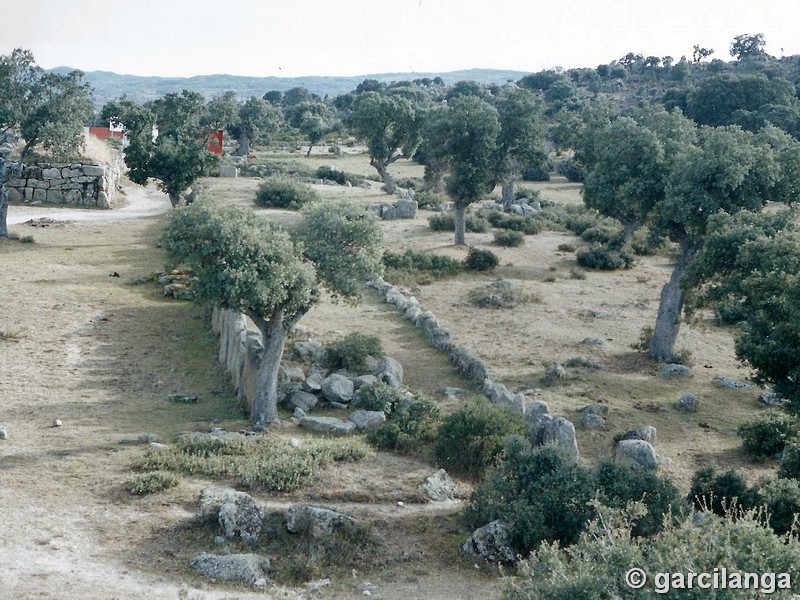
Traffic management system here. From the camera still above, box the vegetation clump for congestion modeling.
[324,332,383,371]
[737,413,798,460]
[382,249,462,285]
[254,175,319,209]
[470,279,538,309]
[428,212,489,233]
[464,247,499,271]
[493,229,525,247]
[366,393,440,455]
[125,470,179,495]
[576,245,635,270]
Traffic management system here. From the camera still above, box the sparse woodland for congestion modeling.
[2,35,800,597]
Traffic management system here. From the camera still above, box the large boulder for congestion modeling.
[299,416,356,436]
[284,389,318,412]
[376,356,404,386]
[530,415,579,464]
[542,364,566,387]
[189,553,270,585]
[321,374,354,403]
[418,469,458,502]
[659,364,694,378]
[621,425,657,446]
[198,487,264,545]
[524,400,550,423]
[293,340,325,365]
[675,392,699,413]
[615,439,657,469]
[286,505,356,537]
[461,520,516,565]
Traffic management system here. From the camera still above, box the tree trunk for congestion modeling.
[454,204,467,246]
[168,192,182,207]
[372,160,395,195]
[649,236,698,362]
[251,309,286,429]
[234,133,250,157]
[306,144,313,158]
[621,218,641,250]
[0,190,8,238]
[501,178,515,209]
[424,162,446,193]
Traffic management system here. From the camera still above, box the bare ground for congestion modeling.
[0,159,779,598]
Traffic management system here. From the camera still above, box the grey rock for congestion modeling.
[199,487,239,522]
[580,403,609,416]
[442,387,465,398]
[524,400,549,422]
[169,394,198,403]
[218,490,265,544]
[394,198,418,219]
[487,382,526,414]
[348,410,386,430]
[530,415,579,464]
[293,340,325,364]
[96,191,110,209]
[283,366,306,382]
[462,520,515,564]
[581,413,606,430]
[299,416,356,436]
[321,374,354,403]
[615,439,657,469]
[621,425,657,446]
[302,372,324,394]
[293,407,306,419]
[219,165,239,178]
[759,391,789,408]
[582,337,607,346]
[286,505,356,536]
[376,356,404,385]
[448,347,488,385]
[82,165,105,177]
[659,364,695,378]
[675,392,699,412]
[542,364,566,387]
[379,372,402,389]
[427,327,453,351]
[138,433,158,444]
[418,469,458,502]
[353,374,379,390]
[284,389,318,412]
[189,553,270,585]
[0,425,6,440]
[564,356,603,370]
[713,376,753,389]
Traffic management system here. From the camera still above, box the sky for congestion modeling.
[2,0,799,78]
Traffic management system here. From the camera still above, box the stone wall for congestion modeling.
[2,161,121,209]
[211,307,263,415]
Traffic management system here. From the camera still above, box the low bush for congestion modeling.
[557,242,577,253]
[565,211,602,236]
[125,470,179,495]
[576,245,635,270]
[484,211,543,235]
[580,223,624,246]
[556,157,585,182]
[352,381,406,413]
[434,401,526,478]
[470,279,539,309]
[687,466,761,515]
[366,394,440,454]
[630,226,668,256]
[254,176,319,209]
[133,434,369,492]
[324,333,383,372]
[737,413,798,460]
[521,165,551,181]
[428,212,489,233]
[779,442,800,479]
[381,249,462,285]
[464,247,499,271]
[414,191,447,209]
[759,477,800,535]
[494,229,525,247]
[315,165,363,186]
[569,267,586,280]
[464,438,678,554]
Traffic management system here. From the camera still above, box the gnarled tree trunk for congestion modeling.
[0,190,8,238]
[250,308,286,430]
[649,235,698,362]
[371,159,395,195]
[501,179,515,209]
[235,133,250,157]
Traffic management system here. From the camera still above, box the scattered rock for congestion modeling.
[582,337,607,347]
[293,340,325,364]
[621,425,657,446]
[376,356,404,386]
[579,403,608,417]
[321,374,354,404]
[189,553,270,585]
[542,364,566,387]
[302,372,325,394]
[713,375,753,389]
[530,415,579,464]
[286,505,356,536]
[353,374,379,390]
[759,391,789,408]
[564,356,603,370]
[283,366,306,382]
[0,426,6,440]
[675,392,699,413]
[169,394,198,403]
[418,469,458,502]
[524,400,550,422]
[659,364,694,378]
[349,410,386,430]
[615,439,658,469]
[293,407,306,419]
[581,413,606,430]
[462,520,516,565]
[284,389,318,412]
[138,433,158,444]
[442,387,465,398]
[299,416,356,436]
[218,490,265,545]
[52,419,62,428]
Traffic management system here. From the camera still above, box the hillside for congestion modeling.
[49,67,529,107]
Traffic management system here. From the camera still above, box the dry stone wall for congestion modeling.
[2,161,120,209]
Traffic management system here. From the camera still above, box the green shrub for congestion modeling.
[470,279,539,309]
[464,247,499,271]
[352,381,406,413]
[557,158,585,182]
[126,470,179,495]
[580,223,624,246]
[505,503,800,599]
[565,212,602,236]
[521,165,551,181]
[414,190,447,209]
[465,438,677,555]
[381,249,462,285]
[557,243,576,252]
[494,230,525,247]
[569,267,586,280]
[324,333,383,371]
[760,477,800,535]
[737,413,798,460]
[576,245,635,270]
[484,211,543,235]
[434,401,526,478]
[254,176,319,209]
[366,394,440,454]
[630,226,668,256]
[687,466,761,515]
[779,442,800,479]
[715,299,749,325]
[314,165,364,186]
[428,212,489,233]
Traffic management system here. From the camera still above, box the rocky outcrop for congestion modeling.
[462,520,516,564]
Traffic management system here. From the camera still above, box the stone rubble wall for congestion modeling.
[211,307,263,416]
[2,161,121,209]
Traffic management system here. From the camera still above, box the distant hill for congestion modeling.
[49,67,530,108]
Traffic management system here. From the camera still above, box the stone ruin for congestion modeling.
[1,160,120,209]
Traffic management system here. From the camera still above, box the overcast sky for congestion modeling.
[2,0,799,78]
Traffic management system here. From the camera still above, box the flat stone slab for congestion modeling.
[299,416,356,436]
